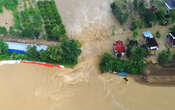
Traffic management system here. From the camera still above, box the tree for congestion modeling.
[51,24,67,41]
[26,46,40,60]
[60,40,82,65]
[111,2,129,25]
[131,47,147,61]
[0,40,8,54]
[45,45,63,63]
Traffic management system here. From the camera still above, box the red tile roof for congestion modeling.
[113,40,125,53]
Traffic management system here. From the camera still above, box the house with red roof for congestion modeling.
[113,40,126,57]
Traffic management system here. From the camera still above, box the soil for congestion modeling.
[0,7,14,30]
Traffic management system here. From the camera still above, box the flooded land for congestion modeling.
[0,0,175,110]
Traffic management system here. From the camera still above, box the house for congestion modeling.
[166,32,175,47]
[6,42,48,54]
[113,40,126,57]
[143,31,159,51]
[162,0,175,10]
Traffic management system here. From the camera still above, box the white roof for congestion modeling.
[6,42,48,52]
[143,31,154,38]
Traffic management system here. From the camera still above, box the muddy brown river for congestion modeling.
[0,0,175,110]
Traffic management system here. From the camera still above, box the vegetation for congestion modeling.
[0,0,18,12]
[111,1,129,25]
[19,9,43,38]
[158,49,172,64]
[155,31,161,38]
[111,0,174,28]
[0,40,8,54]
[0,40,81,66]
[0,26,7,35]
[37,1,67,41]
[100,52,146,74]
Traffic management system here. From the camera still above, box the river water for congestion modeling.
[0,0,175,110]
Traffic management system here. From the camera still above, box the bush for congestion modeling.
[0,40,8,54]
[133,28,139,38]
[100,52,146,74]
[156,31,161,38]
[131,47,147,61]
[26,46,40,60]
[0,26,8,35]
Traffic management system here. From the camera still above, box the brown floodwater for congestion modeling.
[0,63,175,110]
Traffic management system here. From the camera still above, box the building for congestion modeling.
[6,42,48,54]
[113,40,126,57]
[143,31,159,51]
[162,0,175,10]
[166,32,175,47]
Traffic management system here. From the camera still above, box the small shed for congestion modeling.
[113,40,126,57]
[166,32,175,47]
[6,42,48,54]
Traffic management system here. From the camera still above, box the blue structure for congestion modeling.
[117,72,128,77]
[6,42,48,54]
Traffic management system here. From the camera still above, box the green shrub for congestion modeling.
[99,52,146,74]
[26,46,40,60]
[133,28,139,38]
[0,26,7,35]
[0,40,8,54]
[60,40,82,66]
[4,0,18,11]
[156,31,161,38]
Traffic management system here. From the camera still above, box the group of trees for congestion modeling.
[111,0,175,28]
[100,40,147,74]
[38,1,67,41]
[0,40,82,66]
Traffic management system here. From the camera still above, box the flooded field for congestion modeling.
[0,0,175,110]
